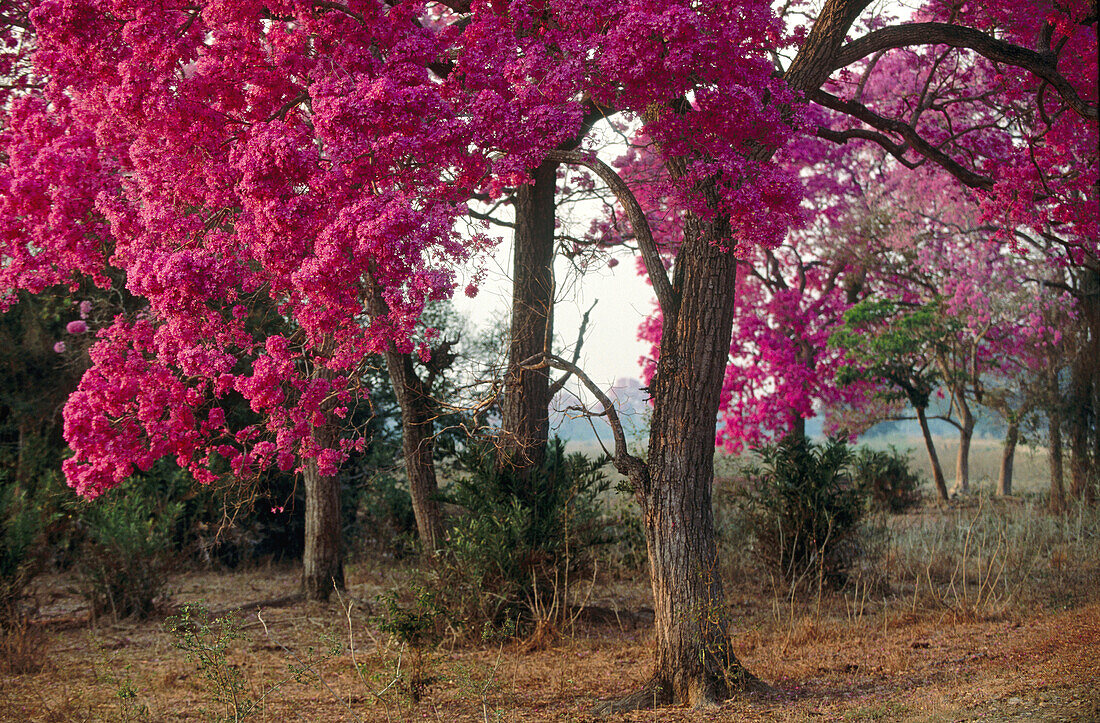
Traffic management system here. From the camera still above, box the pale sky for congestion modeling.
[451,237,656,394]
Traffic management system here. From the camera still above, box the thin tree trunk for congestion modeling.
[383,350,445,555]
[950,399,974,496]
[997,421,1018,496]
[500,160,557,476]
[916,405,950,502]
[1068,327,1093,501]
[1084,267,1099,504]
[1049,406,1066,513]
[790,414,807,440]
[302,423,344,600]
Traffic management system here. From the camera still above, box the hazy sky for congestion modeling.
[452,241,655,390]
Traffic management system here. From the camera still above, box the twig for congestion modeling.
[256,610,365,722]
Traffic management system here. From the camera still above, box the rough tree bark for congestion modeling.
[627,211,757,709]
[1068,270,1097,503]
[382,349,445,555]
[302,421,345,601]
[1048,368,1066,513]
[997,420,1018,496]
[499,159,558,476]
[1068,350,1091,502]
[950,398,974,496]
[366,279,446,555]
[546,150,765,712]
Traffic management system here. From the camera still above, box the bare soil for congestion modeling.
[2,557,1098,723]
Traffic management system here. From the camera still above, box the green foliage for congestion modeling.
[371,585,447,704]
[851,446,922,513]
[166,604,254,721]
[0,485,45,622]
[738,435,867,588]
[830,298,952,407]
[166,603,340,722]
[344,468,418,559]
[76,480,181,620]
[375,584,446,647]
[436,437,612,631]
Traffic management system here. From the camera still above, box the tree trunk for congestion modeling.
[997,421,1018,497]
[916,405,950,502]
[598,212,761,714]
[1068,312,1094,502]
[383,350,445,555]
[950,399,974,496]
[790,414,807,440]
[1049,406,1066,513]
[500,160,558,476]
[1083,266,1099,504]
[302,424,344,600]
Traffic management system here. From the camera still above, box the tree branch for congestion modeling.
[548,300,598,397]
[809,89,995,191]
[520,352,649,494]
[832,22,1098,121]
[544,150,677,318]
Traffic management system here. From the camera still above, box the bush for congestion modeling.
[76,484,181,620]
[738,435,866,588]
[435,437,612,633]
[851,446,921,513]
[0,485,45,624]
[344,470,418,559]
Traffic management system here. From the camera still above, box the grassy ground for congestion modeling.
[3,497,1098,722]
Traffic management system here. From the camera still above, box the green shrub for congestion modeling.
[0,485,44,623]
[738,435,866,588]
[851,446,921,513]
[344,470,417,559]
[76,484,181,620]
[435,437,612,632]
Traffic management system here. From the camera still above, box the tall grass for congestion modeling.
[883,499,1100,618]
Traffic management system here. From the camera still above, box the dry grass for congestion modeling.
[1,502,1098,722]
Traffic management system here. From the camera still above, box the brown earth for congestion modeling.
[2,560,1098,723]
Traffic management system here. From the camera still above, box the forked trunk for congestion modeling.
[302,426,344,600]
[916,406,950,502]
[997,421,1018,497]
[500,160,557,476]
[598,213,761,714]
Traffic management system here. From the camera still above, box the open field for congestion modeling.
[571,434,1056,499]
[860,437,1053,496]
[3,499,1098,722]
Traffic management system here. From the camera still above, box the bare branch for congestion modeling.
[833,22,1098,121]
[519,352,649,492]
[809,89,995,191]
[544,150,677,318]
[548,300,598,397]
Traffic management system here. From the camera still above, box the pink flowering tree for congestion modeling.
[2,0,1096,710]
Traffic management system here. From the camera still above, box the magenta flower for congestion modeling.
[53,341,66,353]
[66,320,88,334]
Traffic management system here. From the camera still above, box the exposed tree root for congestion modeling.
[591,667,776,716]
[591,679,671,717]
